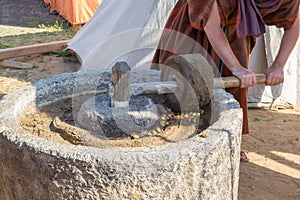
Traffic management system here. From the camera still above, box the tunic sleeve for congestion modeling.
[262,0,299,30]
[187,0,216,30]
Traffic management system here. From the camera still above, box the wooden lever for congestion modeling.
[213,73,267,88]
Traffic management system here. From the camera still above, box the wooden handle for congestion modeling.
[213,73,266,88]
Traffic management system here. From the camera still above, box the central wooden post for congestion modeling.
[112,62,131,107]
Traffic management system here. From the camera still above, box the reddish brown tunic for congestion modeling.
[152,0,299,134]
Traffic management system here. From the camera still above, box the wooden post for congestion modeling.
[0,40,69,60]
[112,62,131,107]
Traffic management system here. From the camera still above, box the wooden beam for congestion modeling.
[131,81,178,95]
[112,62,131,107]
[0,60,33,69]
[131,74,267,95]
[0,40,69,60]
[213,74,266,88]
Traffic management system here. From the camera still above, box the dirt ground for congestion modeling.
[239,108,300,200]
[0,53,299,199]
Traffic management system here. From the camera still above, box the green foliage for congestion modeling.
[51,50,71,57]
[15,70,30,81]
[253,116,261,122]
[0,20,75,49]
[0,43,12,49]
[38,21,64,31]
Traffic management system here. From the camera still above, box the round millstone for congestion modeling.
[77,94,165,138]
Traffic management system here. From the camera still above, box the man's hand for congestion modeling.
[267,9,299,86]
[231,67,257,88]
[264,63,284,86]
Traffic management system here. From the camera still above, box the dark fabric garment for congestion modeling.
[151,0,299,134]
[237,0,266,38]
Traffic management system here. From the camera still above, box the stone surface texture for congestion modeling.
[0,70,242,200]
[77,94,163,138]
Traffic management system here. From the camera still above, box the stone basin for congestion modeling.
[0,70,242,199]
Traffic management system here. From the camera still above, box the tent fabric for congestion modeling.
[68,0,300,106]
[248,26,300,106]
[68,0,178,70]
[43,0,102,26]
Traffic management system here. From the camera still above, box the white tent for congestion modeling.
[68,0,300,107]
[68,0,177,70]
[249,27,300,107]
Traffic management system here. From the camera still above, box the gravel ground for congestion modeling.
[0,0,58,27]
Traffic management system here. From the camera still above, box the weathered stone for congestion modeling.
[161,54,214,112]
[0,71,242,200]
[77,94,163,138]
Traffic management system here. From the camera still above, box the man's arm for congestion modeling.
[265,10,299,86]
[204,1,257,88]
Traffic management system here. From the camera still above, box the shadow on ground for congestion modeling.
[239,109,300,200]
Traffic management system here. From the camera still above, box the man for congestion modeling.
[151,0,299,161]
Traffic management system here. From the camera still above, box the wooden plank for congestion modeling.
[0,60,33,69]
[0,40,69,60]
